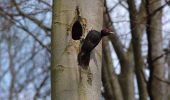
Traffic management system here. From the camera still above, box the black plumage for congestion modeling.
[78,29,113,69]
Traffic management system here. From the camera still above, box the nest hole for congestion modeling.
[72,20,83,40]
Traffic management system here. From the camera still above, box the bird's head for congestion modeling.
[101,28,113,37]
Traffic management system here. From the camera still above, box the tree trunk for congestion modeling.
[127,0,148,100]
[103,2,134,99]
[102,38,123,100]
[51,0,104,100]
[146,0,167,100]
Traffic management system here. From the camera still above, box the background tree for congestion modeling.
[0,0,51,99]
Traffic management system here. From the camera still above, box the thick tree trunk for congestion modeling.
[51,0,103,100]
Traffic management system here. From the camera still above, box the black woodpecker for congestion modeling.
[78,28,113,69]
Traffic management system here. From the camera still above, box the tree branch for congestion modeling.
[11,0,51,32]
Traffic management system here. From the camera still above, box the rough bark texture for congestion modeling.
[146,0,167,100]
[51,0,103,100]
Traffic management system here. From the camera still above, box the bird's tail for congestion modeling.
[78,52,90,69]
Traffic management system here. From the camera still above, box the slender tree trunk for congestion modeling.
[51,0,104,100]
[146,0,167,100]
[102,38,123,100]
[165,42,170,99]
[103,2,134,99]
[127,0,148,100]
[8,37,16,100]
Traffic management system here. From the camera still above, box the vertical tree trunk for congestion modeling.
[127,0,148,100]
[8,37,16,100]
[146,0,167,100]
[103,2,135,99]
[102,38,123,100]
[165,42,170,99]
[51,0,104,100]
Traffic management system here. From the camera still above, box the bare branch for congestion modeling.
[11,0,51,32]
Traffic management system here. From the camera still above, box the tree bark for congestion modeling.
[127,0,148,100]
[51,0,104,100]
[103,1,134,99]
[146,0,167,100]
[102,38,123,100]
